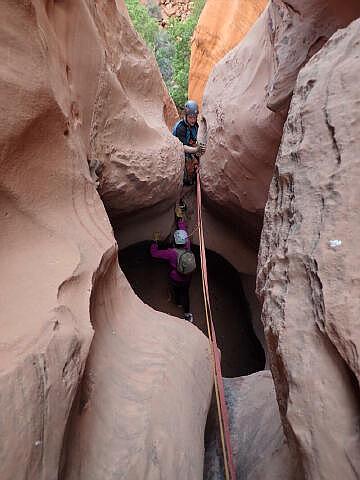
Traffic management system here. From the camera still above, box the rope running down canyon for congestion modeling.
[196,170,236,480]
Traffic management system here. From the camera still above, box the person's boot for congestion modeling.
[184,313,193,323]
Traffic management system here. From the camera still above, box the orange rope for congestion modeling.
[196,170,236,480]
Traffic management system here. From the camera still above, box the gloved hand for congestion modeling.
[153,231,160,242]
[175,206,183,219]
[199,143,206,155]
[179,199,187,212]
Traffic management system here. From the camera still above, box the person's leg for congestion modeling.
[179,284,190,314]
[187,157,196,185]
[171,281,192,321]
[182,284,193,322]
[171,281,182,307]
[183,157,192,186]
[192,156,199,184]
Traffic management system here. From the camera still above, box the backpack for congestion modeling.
[175,249,196,275]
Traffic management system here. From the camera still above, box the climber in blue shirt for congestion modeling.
[173,100,206,185]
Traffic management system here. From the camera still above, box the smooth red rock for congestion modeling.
[0,2,211,479]
[189,0,267,106]
[200,0,360,246]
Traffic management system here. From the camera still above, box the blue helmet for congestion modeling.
[184,100,199,116]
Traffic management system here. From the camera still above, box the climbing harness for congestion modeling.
[196,169,236,480]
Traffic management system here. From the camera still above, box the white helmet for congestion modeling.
[174,229,188,245]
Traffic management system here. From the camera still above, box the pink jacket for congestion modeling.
[150,220,191,284]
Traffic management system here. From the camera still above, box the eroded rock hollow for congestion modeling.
[119,242,266,377]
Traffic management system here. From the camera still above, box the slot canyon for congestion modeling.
[1,1,360,479]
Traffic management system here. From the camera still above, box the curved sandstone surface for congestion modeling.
[61,255,212,479]
[257,18,360,479]
[200,0,360,246]
[88,1,182,219]
[0,1,211,478]
[189,0,267,106]
[204,372,297,479]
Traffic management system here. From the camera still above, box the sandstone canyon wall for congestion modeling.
[4,0,360,478]
[200,0,360,248]
[205,372,297,480]
[0,1,212,479]
[189,0,268,106]
[257,18,360,479]
[195,2,360,478]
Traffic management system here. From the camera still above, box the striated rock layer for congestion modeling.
[0,1,212,479]
[200,0,360,247]
[189,0,267,106]
[257,18,360,479]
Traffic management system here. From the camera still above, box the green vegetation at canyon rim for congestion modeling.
[125,0,205,108]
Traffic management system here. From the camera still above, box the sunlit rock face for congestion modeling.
[200,0,360,247]
[189,0,267,106]
[257,18,360,480]
[0,1,212,479]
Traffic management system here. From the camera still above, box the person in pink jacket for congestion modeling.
[150,216,194,322]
